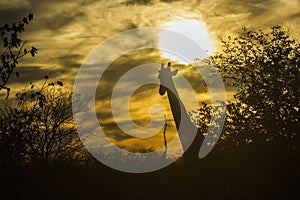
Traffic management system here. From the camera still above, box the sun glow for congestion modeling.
[159,19,214,64]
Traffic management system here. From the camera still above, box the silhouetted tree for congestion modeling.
[212,26,299,149]
[0,79,91,168]
[0,14,37,99]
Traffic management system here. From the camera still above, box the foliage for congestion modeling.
[0,79,91,167]
[210,26,299,149]
[0,14,37,98]
[190,101,265,152]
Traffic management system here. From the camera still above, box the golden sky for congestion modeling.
[1,0,299,88]
[1,0,299,153]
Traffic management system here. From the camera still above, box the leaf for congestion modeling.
[23,17,28,24]
[31,84,34,89]
[15,72,19,78]
[28,14,33,21]
[30,46,38,57]
[57,81,63,86]
[44,75,49,79]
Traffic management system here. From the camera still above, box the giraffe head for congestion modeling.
[158,62,178,95]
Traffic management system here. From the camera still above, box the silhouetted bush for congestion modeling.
[0,79,92,168]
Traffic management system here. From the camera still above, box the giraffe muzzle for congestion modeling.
[159,85,167,95]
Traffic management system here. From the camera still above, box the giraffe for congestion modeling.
[158,62,204,161]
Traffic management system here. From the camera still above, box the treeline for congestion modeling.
[0,16,298,170]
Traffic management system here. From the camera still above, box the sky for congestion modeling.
[1,0,299,154]
[1,0,299,86]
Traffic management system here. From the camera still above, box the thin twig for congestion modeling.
[163,114,167,158]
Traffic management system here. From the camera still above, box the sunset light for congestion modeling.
[0,0,298,198]
[159,19,214,64]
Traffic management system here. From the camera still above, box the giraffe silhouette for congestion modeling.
[158,62,204,161]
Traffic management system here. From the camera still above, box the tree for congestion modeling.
[212,26,299,148]
[0,79,91,167]
[0,14,37,99]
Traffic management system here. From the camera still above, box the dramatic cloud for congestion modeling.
[1,0,299,149]
[1,0,298,87]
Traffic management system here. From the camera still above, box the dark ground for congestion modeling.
[1,145,298,200]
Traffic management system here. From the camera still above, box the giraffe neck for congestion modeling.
[165,80,188,130]
[165,79,204,160]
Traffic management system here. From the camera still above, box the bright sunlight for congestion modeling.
[159,19,214,64]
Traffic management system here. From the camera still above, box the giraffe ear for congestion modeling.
[172,69,178,76]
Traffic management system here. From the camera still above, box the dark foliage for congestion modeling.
[211,26,299,149]
[0,79,92,168]
[0,14,37,98]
